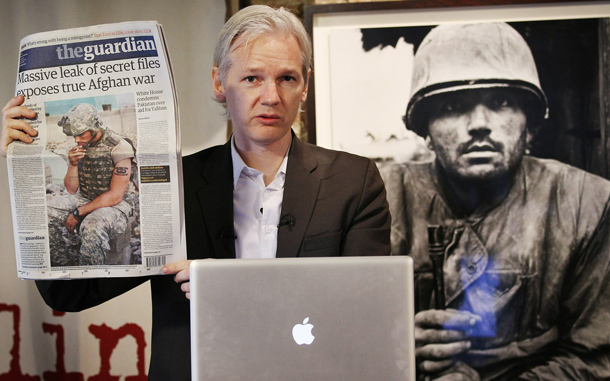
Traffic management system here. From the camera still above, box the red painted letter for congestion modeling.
[0,303,40,381]
[87,323,147,381]
[41,323,84,381]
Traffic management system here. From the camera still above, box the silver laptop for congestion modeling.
[190,256,415,381]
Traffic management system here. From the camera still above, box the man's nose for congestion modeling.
[260,81,280,106]
[467,104,492,136]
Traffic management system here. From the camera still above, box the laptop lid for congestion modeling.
[190,256,415,380]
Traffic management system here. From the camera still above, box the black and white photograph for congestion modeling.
[308,2,610,379]
[310,5,609,176]
[44,94,141,267]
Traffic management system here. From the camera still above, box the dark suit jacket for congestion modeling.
[36,133,390,380]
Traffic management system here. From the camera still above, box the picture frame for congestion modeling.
[304,0,610,178]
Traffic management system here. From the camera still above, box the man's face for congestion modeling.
[426,88,528,181]
[212,32,310,150]
[74,130,95,147]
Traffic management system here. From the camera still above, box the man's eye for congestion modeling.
[282,76,295,82]
[244,76,256,82]
[439,100,463,114]
[489,94,514,109]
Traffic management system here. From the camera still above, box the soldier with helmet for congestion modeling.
[382,22,610,379]
[46,103,136,266]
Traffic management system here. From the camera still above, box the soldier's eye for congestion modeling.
[439,99,464,114]
[489,94,515,109]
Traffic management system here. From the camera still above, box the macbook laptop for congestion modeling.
[190,256,415,380]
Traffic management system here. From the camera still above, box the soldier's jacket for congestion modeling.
[381,156,610,380]
[78,128,136,200]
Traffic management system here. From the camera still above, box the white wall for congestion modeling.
[0,0,226,378]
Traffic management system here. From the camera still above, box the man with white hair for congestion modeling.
[2,5,390,380]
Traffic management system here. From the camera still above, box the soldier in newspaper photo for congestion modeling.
[45,99,139,267]
[380,22,610,379]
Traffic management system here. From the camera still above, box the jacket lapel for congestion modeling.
[197,141,236,259]
[277,136,320,257]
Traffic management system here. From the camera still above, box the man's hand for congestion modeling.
[162,260,193,299]
[67,145,86,166]
[1,95,38,158]
[65,213,80,233]
[430,361,480,381]
[415,309,481,375]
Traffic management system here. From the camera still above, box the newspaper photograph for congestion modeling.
[6,21,186,279]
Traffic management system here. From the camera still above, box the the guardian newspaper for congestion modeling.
[6,21,186,279]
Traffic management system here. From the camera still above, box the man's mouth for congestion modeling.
[256,114,281,124]
[464,142,497,154]
[459,140,504,162]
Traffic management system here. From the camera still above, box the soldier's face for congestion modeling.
[74,130,99,147]
[426,88,528,181]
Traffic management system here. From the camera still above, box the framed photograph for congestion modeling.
[305,0,610,178]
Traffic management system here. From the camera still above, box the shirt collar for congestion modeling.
[230,135,290,189]
[231,136,248,189]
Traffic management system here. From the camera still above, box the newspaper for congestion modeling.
[6,21,186,279]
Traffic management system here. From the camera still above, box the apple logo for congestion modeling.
[292,317,315,345]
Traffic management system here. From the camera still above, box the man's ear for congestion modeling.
[425,135,434,151]
[212,67,226,102]
[300,68,311,103]
[525,125,539,155]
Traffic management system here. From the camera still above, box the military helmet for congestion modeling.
[405,22,549,137]
[58,103,103,137]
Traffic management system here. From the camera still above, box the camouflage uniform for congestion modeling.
[48,104,136,267]
[48,194,132,266]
